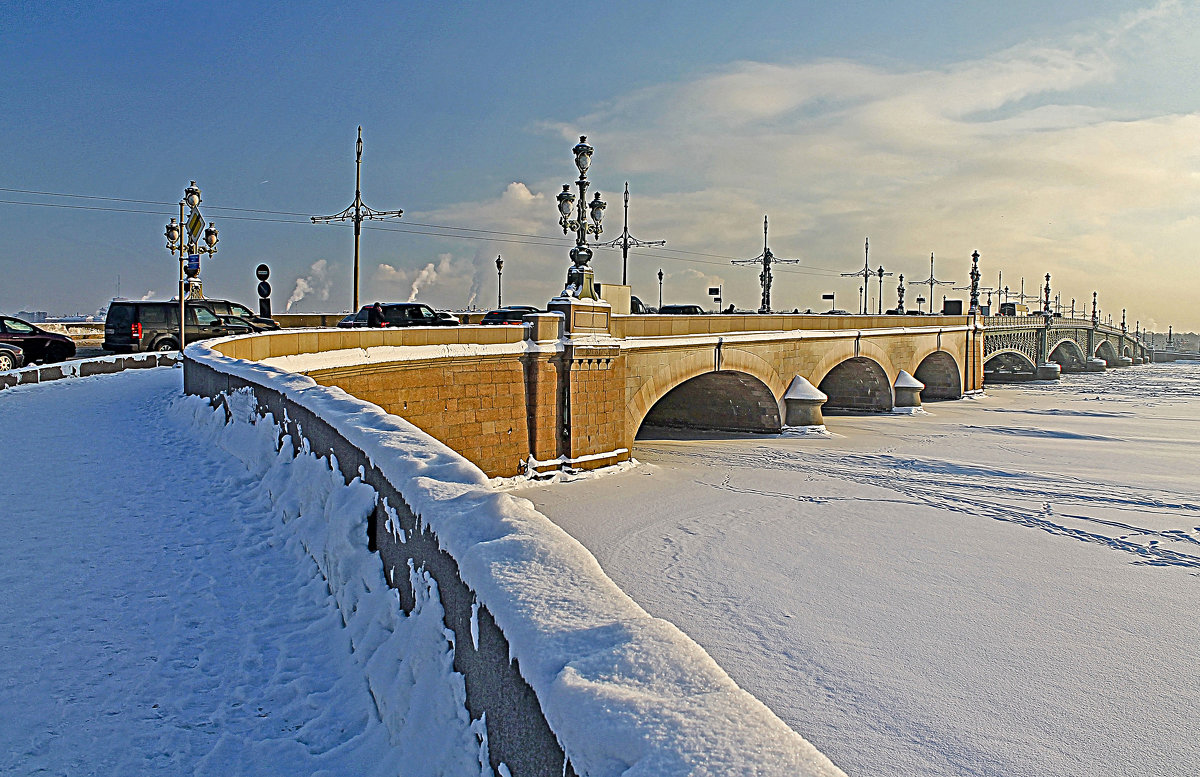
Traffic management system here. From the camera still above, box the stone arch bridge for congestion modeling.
[982,315,1149,377]
[191,312,982,477]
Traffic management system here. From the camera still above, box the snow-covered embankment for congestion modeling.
[184,338,847,777]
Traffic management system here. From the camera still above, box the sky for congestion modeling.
[2,0,1198,331]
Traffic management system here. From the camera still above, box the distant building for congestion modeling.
[16,310,48,323]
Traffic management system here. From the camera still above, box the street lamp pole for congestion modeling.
[657,268,664,309]
[555,136,606,300]
[495,254,503,308]
[876,266,893,314]
[164,181,218,355]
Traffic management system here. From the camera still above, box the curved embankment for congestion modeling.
[184,331,847,777]
[0,352,178,391]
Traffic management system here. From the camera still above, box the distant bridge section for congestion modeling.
[982,315,1149,379]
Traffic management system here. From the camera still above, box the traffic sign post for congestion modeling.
[256,264,272,318]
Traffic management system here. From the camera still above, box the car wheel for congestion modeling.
[0,352,15,371]
[156,339,179,352]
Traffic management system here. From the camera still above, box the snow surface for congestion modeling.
[0,368,485,776]
[515,363,1200,777]
[892,369,924,389]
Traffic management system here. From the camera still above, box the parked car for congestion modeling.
[336,303,461,328]
[0,342,26,371]
[658,304,706,315]
[481,305,541,325]
[203,299,279,330]
[103,300,268,352]
[0,316,76,363]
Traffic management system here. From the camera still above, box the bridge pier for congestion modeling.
[782,375,827,427]
[1035,363,1062,381]
[893,370,924,410]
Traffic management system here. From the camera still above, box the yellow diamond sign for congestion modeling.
[186,209,205,243]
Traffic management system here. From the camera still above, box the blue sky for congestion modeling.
[2,1,1197,330]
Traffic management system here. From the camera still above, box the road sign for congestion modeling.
[257,281,271,299]
[187,254,200,272]
[708,287,721,297]
[255,263,270,281]
[186,209,205,243]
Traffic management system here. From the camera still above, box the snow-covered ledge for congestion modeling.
[183,339,846,777]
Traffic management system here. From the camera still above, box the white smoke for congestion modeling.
[465,247,498,309]
[407,262,439,302]
[286,259,330,311]
[139,290,156,300]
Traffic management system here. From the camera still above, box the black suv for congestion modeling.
[103,299,276,353]
[337,303,460,328]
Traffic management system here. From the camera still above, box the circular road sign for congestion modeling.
[257,281,272,298]
[255,263,270,281]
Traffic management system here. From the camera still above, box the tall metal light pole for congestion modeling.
[554,136,607,299]
[164,181,218,354]
[875,265,893,314]
[896,273,906,314]
[732,216,799,313]
[841,238,875,314]
[495,254,503,308]
[1092,291,1099,326]
[311,127,404,312]
[912,252,954,315]
[597,183,665,285]
[657,268,664,309]
[1043,273,1052,318]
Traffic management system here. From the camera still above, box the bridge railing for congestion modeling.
[614,312,967,339]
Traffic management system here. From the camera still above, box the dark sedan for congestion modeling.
[481,306,541,325]
[337,303,460,328]
[0,342,25,371]
[0,316,76,363]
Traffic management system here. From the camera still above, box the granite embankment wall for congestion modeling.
[183,356,572,776]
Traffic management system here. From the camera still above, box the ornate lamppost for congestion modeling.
[555,136,606,300]
[495,254,503,308]
[896,273,905,314]
[1121,309,1127,335]
[164,181,218,353]
[1043,273,1052,318]
[658,268,663,309]
[1091,291,1099,326]
[969,250,981,313]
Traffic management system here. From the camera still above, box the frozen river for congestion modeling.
[513,362,1200,777]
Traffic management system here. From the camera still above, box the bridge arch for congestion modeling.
[818,356,893,412]
[984,349,1037,374]
[1049,339,1087,371]
[1123,344,1132,358]
[913,350,962,400]
[1095,339,1119,364]
[627,347,785,438]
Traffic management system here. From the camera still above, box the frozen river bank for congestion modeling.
[513,363,1200,777]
